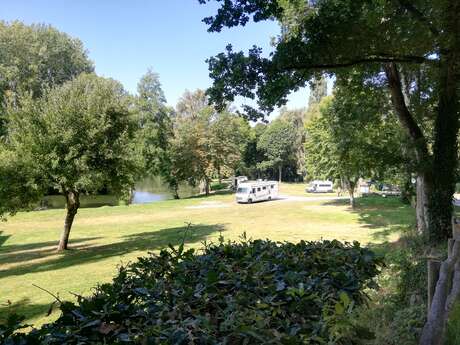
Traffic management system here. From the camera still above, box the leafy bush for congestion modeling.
[354,230,443,345]
[445,300,460,345]
[210,182,229,191]
[3,238,383,344]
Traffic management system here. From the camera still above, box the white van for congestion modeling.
[236,180,278,203]
[306,180,333,193]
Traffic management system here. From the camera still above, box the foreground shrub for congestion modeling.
[3,238,383,344]
[355,230,442,345]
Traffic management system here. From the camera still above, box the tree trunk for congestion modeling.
[427,51,459,243]
[384,63,435,238]
[57,190,80,251]
[172,183,180,199]
[217,166,222,184]
[416,174,432,237]
[278,165,282,183]
[204,178,210,196]
[344,178,356,208]
[347,183,356,208]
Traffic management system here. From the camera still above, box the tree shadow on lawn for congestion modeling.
[184,190,234,200]
[0,223,225,280]
[0,231,11,247]
[0,237,102,267]
[322,195,415,244]
[0,298,53,325]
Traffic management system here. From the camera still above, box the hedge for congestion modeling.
[1,237,383,344]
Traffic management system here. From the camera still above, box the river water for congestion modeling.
[132,177,198,204]
[41,176,199,209]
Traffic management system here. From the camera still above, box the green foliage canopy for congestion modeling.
[0,21,93,105]
[7,73,141,197]
[5,73,142,249]
[257,119,297,181]
[199,0,460,241]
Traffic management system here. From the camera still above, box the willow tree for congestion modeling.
[7,73,141,251]
[199,0,459,243]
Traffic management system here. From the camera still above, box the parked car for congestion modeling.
[380,185,401,197]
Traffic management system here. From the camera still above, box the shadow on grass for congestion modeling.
[0,298,54,325]
[0,237,102,266]
[323,195,415,245]
[0,231,11,247]
[183,190,234,200]
[0,223,225,280]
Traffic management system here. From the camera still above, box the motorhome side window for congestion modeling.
[257,187,261,191]
[262,186,266,190]
[252,188,256,193]
[271,185,274,189]
[320,184,331,187]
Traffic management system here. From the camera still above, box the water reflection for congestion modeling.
[40,177,199,209]
[133,176,198,204]
[131,191,168,204]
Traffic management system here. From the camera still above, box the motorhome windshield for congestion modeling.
[237,187,249,194]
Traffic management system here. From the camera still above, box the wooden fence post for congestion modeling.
[428,260,441,313]
[419,218,460,345]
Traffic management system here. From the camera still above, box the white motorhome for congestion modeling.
[236,180,278,203]
[232,176,248,190]
[306,180,334,193]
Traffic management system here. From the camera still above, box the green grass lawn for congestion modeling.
[0,183,415,327]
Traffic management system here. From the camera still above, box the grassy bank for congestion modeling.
[0,184,414,327]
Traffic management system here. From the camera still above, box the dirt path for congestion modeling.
[184,195,350,209]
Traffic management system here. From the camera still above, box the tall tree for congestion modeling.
[308,76,328,107]
[278,107,308,179]
[257,119,297,182]
[136,69,174,184]
[6,73,141,250]
[0,21,94,216]
[199,0,459,243]
[0,21,93,108]
[240,123,267,178]
[209,112,251,181]
[173,90,215,195]
[305,90,403,208]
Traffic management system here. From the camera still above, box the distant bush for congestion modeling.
[210,181,229,191]
[2,238,383,344]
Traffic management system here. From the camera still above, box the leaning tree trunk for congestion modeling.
[57,190,80,251]
[385,63,434,238]
[278,165,282,183]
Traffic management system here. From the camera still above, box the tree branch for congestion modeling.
[281,55,435,72]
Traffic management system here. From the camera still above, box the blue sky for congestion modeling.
[1,0,309,117]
